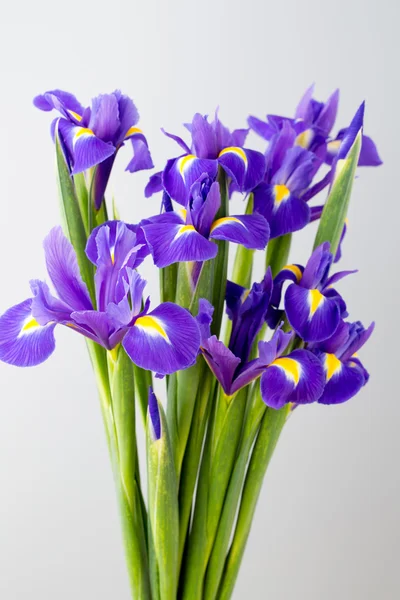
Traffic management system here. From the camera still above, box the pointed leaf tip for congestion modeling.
[148,387,161,440]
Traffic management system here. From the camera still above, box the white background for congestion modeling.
[0,1,398,598]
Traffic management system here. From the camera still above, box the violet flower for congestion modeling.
[34,89,154,209]
[0,222,200,375]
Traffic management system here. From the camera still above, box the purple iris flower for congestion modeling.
[282,243,356,343]
[141,175,269,271]
[253,121,319,238]
[0,222,200,375]
[34,89,154,209]
[148,387,161,440]
[309,320,374,404]
[249,84,381,167]
[153,111,265,205]
[197,298,324,408]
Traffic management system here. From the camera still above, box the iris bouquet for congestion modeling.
[0,86,381,599]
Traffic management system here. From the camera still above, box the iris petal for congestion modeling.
[285,284,341,343]
[209,214,269,249]
[0,299,56,367]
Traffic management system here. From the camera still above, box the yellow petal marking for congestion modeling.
[210,216,244,233]
[175,224,196,238]
[327,139,342,155]
[177,208,187,221]
[135,315,169,340]
[282,264,302,282]
[309,288,325,317]
[270,357,301,385]
[125,126,143,138]
[75,127,94,139]
[218,146,248,166]
[21,316,40,333]
[295,129,314,149]
[110,248,115,265]
[178,154,196,175]
[325,353,342,381]
[68,110,82,122]
[274,184,290,206]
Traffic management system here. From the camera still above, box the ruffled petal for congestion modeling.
[209,214,269,249]
[43,227,92,311]
[191,113,218,159]
[162,155,218,206]
[142,216,217,268]
[260,349,324,408]
[88,93,120,142]
[285,284,341,343]
[124,303,200,375]
[0,299,56,367]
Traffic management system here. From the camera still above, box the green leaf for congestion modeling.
[218,404,290,599]
[55,132,95,304]
[160,263,178,304]
[147,397,179,600]
[266,233,292,278]
[231,194,255,288]
[313,130,362,255]
[181,387,247,599]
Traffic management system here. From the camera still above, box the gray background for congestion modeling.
[0,0,398,598]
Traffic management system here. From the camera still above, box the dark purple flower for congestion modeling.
[148,387,161,440]
[197,301,325,408]
[141,175,269,272]
[0,223,200,375]
[153,111,265,205]
[34,89,154,209]
[253,122,319,238]
[309,320,374,404]
[280,243,356,343]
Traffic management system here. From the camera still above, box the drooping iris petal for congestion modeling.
[0,299,56,367]
[317,353,366,405]
[124,303,200,375]
[43,227,92,311]
[209,214,269,249]
[33,89,85,120]
[285,284,341,342]
[218,147,265,191]
[142,214,217,268]
[145,172,164,198]
[260,349,324,409]
[125,133,154,173]
[358,134,383,167]
[30,280,73,325]
[163,155,218,206]
[201,335,241,395]
[253,182,310,239]
[59,120,116,174]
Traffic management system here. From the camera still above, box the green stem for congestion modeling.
[266,233,292,277]
[217,405,290,599]
[231,194,255,288]
[181,386,247,600]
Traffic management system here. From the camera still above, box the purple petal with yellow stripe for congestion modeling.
[59,119,116,174]
[0,299,56,367]
[253,182,310,238]
[209,214,269,249]
[162,155,218,206]
[285,284,341,343]
[217,147,265,191]
[141,214,217,268]
[125,132,154,173]
[123,303,200,375]
[317,353,366,405]
[260,349,325,409]
[33,89,84,121]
